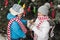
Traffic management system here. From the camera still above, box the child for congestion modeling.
[28,3,51,40]
[7,4,27,40]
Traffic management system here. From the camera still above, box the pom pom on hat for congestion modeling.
[9,4,24,16]
[44,3,50,9]
[38,3,50,15]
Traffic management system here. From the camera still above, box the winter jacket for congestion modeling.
[30,18,51,40]
[7,13,27,39]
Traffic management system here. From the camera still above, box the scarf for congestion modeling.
[34,16,50,40]
[7,17,27,40]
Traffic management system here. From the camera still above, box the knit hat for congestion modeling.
[9,4,24,16]
[38,3,50,15]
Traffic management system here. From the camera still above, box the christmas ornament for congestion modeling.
[18,0,21,4]
[31,0,35,2]
[51,8,55,19]
[33,6,36,15]
[27,6,31,12]
[1,8,3,10]
[22,3,26,9]
[23,10,26,16]
[4,0,8,8]
[22,3,26,16]
[50,1,56,19]
[50,2,53,8]
[57,5,60,8]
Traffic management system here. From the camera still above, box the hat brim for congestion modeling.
[9,8,19,16]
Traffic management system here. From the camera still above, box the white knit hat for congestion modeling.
[38,3,50,15]
[9,4,24,16]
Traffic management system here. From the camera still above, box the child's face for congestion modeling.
[38,12,43,16]
[18,13,23,18]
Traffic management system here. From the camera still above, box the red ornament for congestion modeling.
[24,10,26,16]
[4,0,8,7]
[50,2,53,8]
[27,6,31,12]
[51,8,55,19]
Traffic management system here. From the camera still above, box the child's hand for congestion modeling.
[29,19,34,25]
[27,19,35,30]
